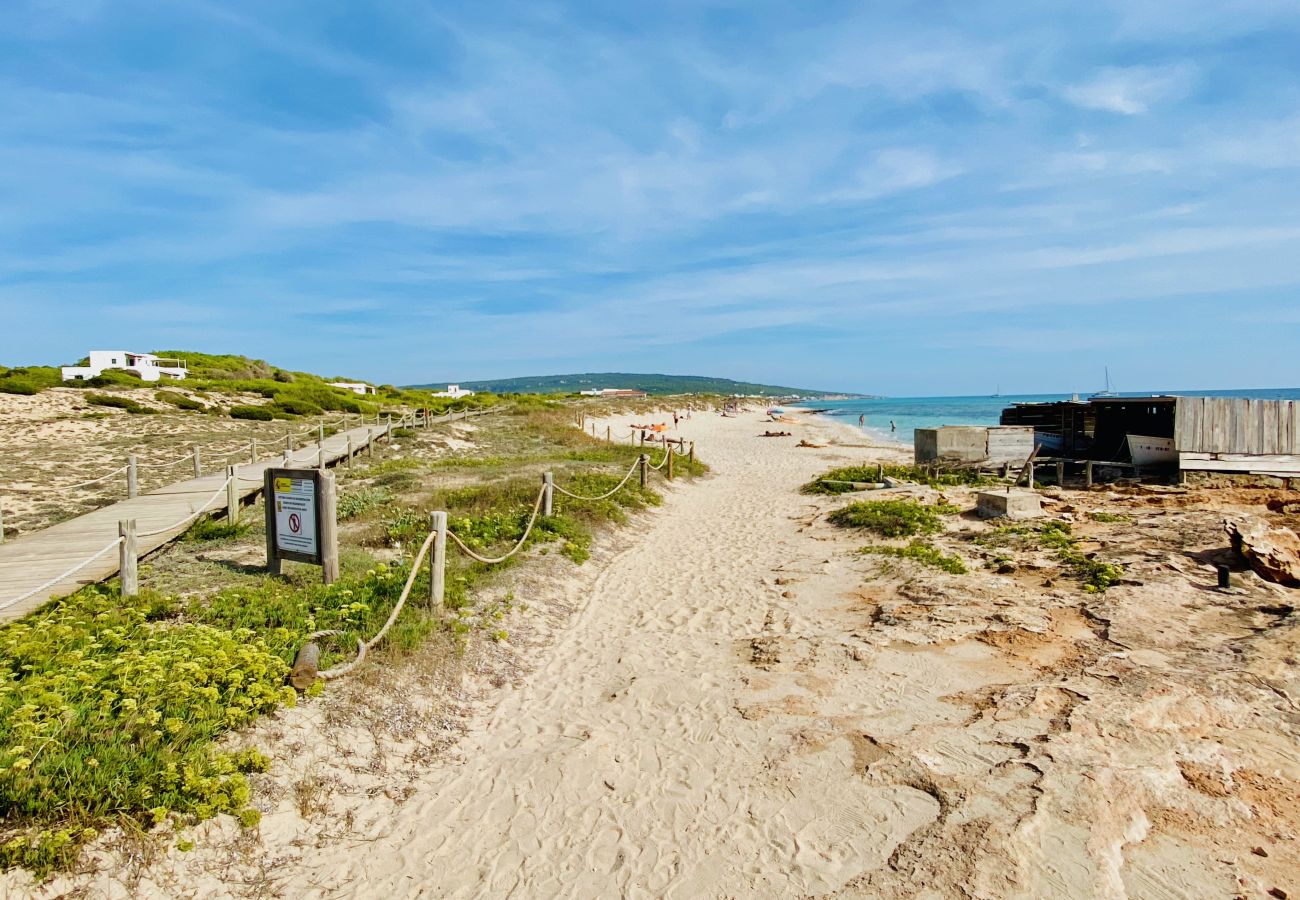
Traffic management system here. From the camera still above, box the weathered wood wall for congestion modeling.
[1174,397,1300,455]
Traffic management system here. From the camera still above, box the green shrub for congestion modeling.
[803,464,997,494]
[271,397,323,417]
[826,499,957,537]
[862,540,967,574]
[0,366,63,395]
[181,518,249,542]
[974,520,1124,592]
[82,369,147,388]
[0,586,292,876]
[338,488,392,520]
[155,391,206,412]
[390,427,417,439]
[85,393,154,414]
[1087,511,1131,523]
[229,405,274,421]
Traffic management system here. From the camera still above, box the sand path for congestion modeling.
[284,412,938,897]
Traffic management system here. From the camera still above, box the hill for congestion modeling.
[412,373,848,398]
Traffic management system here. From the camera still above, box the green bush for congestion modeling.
[270,397,323,417]
[862,540,967,574]
[155,391,206,412]
[229,405,274,421]
[803,464,997,494]
[338,488,392,520]
[181,518,249,542]
[975,520,1124,592]
[0,366,62,395]
[826,498,957,537]
[85,393,154,414]
[0,586,291,875]
[82,369,146,388]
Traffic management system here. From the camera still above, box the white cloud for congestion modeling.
[1064,64,1195,115]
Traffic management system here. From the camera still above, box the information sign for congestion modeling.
[263,467,338,583]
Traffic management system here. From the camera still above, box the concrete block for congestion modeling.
[977,490,1042,520]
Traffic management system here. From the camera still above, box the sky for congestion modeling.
[2,0,1299,395]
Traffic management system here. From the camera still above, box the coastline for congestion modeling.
[5,406,1298,897]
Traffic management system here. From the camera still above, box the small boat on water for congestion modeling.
[1090,367,1118,399]
[1127,434,1176,466]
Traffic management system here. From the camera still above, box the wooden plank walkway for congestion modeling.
[0,410,485,623]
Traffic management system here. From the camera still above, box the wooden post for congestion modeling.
[0,501,6,544]
[877,463,884,482]
[346,435,354,469]
[127,454,138,499]
[689,441,695,463]
[429,511,447,606]
[639,454,648,488]
[192,446,202,478]
[367,428,375,459]
[285,433,293,453]
[606,425,611,443]
[318,423,325,446]
[1028,462,1035,488]
[1056,461,1065,487]
[226,466,239,523]
[1085,460,1094,488]
[263,469,280,576]
[542,472,554,517]
[320,470,339,585]
[667,446,674,480]
[119,519,138,598]
[317,446,325,472]
[250,438,258,465]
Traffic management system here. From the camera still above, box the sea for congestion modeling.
[793,388,1300,447]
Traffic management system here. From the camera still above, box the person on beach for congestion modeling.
[673,412,679,427]
[858,414,864,427]
[890,420,896,432]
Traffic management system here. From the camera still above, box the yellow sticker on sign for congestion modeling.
[274,478,292,493]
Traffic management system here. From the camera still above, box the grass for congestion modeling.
[0,402,707,876]
[975,520,1124,592]
[180,518,249,542]
[1087,511,1131,523]
[861,540,967,574]
[85,393,155,415]
[154,391,207,412]
[228,405,275,421]
[826,498,959,537]
[803,463,999,495]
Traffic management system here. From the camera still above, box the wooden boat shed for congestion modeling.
[1000,396,1300,477]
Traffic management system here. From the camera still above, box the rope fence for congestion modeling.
[0,537,123,612]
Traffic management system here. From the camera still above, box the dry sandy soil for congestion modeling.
[0,388,338,535]
[6,409,1299,899]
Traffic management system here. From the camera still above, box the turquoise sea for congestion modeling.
[795,388,1300,446]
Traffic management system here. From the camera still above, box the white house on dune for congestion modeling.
[61,350,187,383]
[328,381,378,395]
[431,384,475,399]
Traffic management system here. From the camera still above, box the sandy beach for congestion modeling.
[7,407,1298,898]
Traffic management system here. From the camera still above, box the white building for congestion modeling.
[431,384,475,399]
[328,381,377,395]
[61,350,187,383]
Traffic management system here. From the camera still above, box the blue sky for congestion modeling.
[2,1,1299,395]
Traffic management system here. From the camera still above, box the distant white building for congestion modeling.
[431,384,475,399]
[61,350,187,383]
[579,388,648,398]
[329,381,377,395]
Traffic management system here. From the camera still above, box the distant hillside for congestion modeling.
[411,373,849,398]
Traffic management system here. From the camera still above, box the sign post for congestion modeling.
[263,467,338,583]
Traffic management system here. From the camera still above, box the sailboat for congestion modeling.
[1090,367,1118,399]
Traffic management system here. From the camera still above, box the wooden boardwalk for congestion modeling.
[0,411,481,623]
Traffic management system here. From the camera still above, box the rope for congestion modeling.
[2,464,131,493]
[312,529,438,680]
[0,537,123,611]
[446,484,546,564]
[552,458,642,501]
[135,452,195,470]
[138,475,233,538]
[647,446,671,471]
